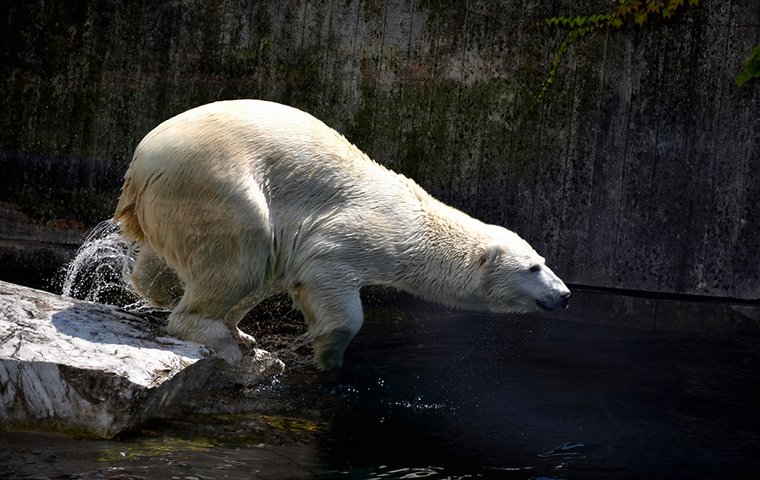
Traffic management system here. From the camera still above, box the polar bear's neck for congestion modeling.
[393,193,489,309]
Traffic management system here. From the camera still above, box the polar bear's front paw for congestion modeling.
[315,349,344,371]
[313,330,353,371]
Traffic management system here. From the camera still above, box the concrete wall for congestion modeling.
[1,0,758,299]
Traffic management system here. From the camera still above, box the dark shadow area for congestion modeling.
[309,311,760,479]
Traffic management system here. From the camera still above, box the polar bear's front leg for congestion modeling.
[313,328,358,370]
[290,284,364,370]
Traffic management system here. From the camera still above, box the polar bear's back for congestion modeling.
[117,100,427,282]
[134,100,374,182]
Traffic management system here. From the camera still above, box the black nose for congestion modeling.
[560,291,571,309]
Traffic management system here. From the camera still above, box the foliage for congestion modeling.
[736,43,760,87]
[539,0,700,100]
[610,0,701,28]
[540,14,612,101]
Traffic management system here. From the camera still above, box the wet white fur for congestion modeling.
[115,100,569,369]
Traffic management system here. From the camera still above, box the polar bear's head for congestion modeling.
[476,231,570,314]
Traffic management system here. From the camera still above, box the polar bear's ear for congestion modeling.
[477,245,502,268]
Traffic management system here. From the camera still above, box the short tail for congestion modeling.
[113,170,146,244]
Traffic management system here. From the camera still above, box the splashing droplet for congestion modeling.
[61,220,140,307]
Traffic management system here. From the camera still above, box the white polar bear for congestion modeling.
[114,100,570,370]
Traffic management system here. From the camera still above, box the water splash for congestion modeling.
[60,220,142,308]
[256,331,314,371]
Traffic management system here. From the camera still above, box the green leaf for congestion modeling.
[736,43,760,87]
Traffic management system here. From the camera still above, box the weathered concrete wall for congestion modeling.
[1,0,758,299]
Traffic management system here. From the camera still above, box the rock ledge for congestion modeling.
[0,280,283,438]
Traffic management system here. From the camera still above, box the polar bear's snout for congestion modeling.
[536,289,571,311]
[531,263,571,312]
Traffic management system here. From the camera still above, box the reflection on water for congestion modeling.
[2,307,760,479]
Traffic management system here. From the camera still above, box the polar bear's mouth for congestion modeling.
[536,293,571,311]
[535,300,554,312]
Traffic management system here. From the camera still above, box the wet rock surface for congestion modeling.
[0,280,284,438]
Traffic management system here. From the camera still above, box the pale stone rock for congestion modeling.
[0,280,283,438]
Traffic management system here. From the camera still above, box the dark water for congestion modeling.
[2,309,760,479]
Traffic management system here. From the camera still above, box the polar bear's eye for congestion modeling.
[529,264,541,273]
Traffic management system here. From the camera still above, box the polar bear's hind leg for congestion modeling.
[168,282,254,363]
[130,245,184,309]
[164,241,268,362]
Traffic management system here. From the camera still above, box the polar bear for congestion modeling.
[114,100,570,370]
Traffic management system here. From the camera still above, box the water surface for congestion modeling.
[2,307,759,479]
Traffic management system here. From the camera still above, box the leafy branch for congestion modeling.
[540,14,612,101]
[736,43,760,87]
[611,0,700,28]
[539,0,700,101]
